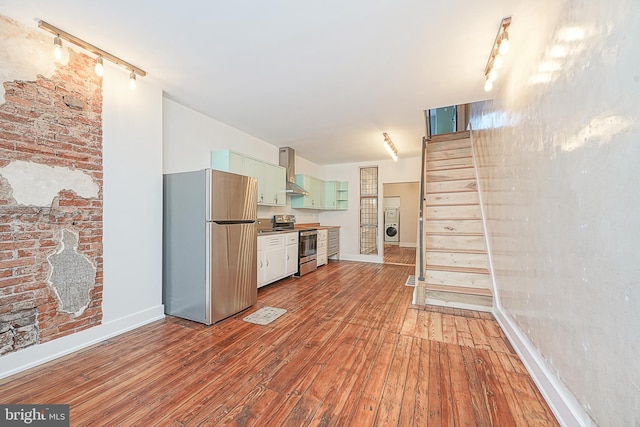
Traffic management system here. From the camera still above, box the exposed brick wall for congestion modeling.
[0,45,103,354]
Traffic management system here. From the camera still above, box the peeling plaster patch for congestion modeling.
[47,230,96,316]
[0,15,68,104]
[0,160,99,206]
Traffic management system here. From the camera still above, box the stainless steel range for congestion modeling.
[272,215,317,276]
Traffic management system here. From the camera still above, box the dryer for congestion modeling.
[384,208,400,243]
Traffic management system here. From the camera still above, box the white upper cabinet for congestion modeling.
[210,149,286,207]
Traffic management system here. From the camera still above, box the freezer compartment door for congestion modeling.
[207,169,257,221]
[207,221,257,324]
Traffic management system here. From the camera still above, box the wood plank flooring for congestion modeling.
[0,261,558,426]
[383,244,416,266]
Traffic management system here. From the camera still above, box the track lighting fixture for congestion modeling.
[484,17,512,92]
[38,20,146,88]
[53,35,62,60]
[129,71,136,90]
[382,133,398,162]
[498,31,510,55]
[94,56,104,77]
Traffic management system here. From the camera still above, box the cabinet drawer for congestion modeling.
[258,235,285,249]
[285,233,298,245]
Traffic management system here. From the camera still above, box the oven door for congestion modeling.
[299,230,317,263]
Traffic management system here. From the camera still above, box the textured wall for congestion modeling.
[469,1,640,425]
[0,16,103,354]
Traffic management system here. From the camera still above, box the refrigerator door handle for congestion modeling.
[212,220,256,225]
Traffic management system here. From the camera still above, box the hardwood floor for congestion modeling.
[383,244,416,266]
[0,261,558,426]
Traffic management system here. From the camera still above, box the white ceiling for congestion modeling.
[1,0,532,165]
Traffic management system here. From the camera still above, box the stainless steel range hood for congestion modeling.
[279,147,309,196]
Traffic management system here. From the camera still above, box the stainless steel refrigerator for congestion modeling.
[163,169,257,325]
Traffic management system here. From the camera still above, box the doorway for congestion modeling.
[382,182,418,266]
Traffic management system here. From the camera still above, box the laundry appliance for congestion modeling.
[384,208,400,243]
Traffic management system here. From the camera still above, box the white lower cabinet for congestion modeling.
[257,232,298,288]
[317,229,328,267]
[285,233,299,276]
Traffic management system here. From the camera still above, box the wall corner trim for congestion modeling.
[493,304,596,427]
[0,305,165,380]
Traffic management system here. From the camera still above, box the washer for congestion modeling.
[385,222,399,242]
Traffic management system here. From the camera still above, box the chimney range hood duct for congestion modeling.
[279,147,309,196]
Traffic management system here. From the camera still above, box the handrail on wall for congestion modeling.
[417,110,432,282]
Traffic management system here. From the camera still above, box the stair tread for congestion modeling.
[427,155,473,162]
[426,248,487,255]
[424,283,493,297]
[427,165,474,172]
[426,232,484,236]
[426,264,489,275]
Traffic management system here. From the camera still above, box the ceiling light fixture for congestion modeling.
[94,56,104,77]
[38,20,146,84]
[484,17,512,92]
[382,133,398,161]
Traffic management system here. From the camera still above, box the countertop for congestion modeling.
[256,222,340,236]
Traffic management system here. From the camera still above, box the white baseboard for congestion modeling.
[493,304,595,427]
[0,305,165,380]
[399,242,417,248]
[339,253,383,264]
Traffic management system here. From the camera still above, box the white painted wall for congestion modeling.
[470,1,640,425]
[163,97,324,223]
[321,156,420,261]
[0,48,165,378]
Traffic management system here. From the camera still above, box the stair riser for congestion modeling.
[427,138,471,152]
[426,219,484,234]
[427,157,473,171]
[427,147,472,161]
[426,251,489,270]
[426,205,481,219]
[426,191,479,206]
[426,270,491,289]
[425,291,492,312]
[427,168,476,182]
[426,235,487,252]
[427,179,477,193]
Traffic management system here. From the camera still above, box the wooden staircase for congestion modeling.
[417,130,493,312]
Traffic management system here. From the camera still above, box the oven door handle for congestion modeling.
[300,230,317,237]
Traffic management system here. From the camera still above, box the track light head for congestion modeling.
[53,35,62,60]
[95,56,104,77]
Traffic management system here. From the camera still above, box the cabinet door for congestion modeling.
[317,229,328,266]
[242,156,265,204]
[285,244,298,275]
[210,150,244,174]
[311,177,325,208]
[257,249,267,288]
[292,175,314,208]
[324,181,337,210]
[264,163,287,206]
[264,246,286,283]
